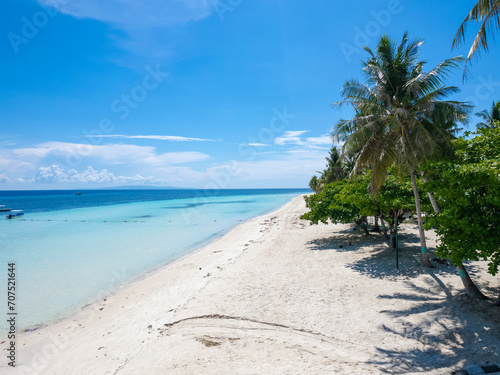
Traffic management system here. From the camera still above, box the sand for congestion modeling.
[8,195,500,374]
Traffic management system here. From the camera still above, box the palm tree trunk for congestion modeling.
[382,219,396,248]
[380,217,389,239]
[422,173,441,214]
[361,218,369,236]
[409,166,433,268]
[427,192,440,214]
[457,265,488,300]
[356,216,370,236]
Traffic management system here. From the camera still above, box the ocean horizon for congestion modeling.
[0,188,308,331]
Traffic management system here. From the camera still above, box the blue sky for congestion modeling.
[1,0,498,189]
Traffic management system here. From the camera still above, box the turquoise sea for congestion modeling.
[0,189,308,331]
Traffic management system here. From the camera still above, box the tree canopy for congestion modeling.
[423,123,500,275]
[302,174,375,229]
[302,170,419,242]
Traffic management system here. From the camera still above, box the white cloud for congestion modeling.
[210,149,328,188]
[305,135,332,145]
[146,151,210,165]
[92,135,216,142]
[1,142,211,187]
[38,0,217,29]
[0,174,12,184]
[32,165,69,184]
[206,161,242,177]
[275,131,309,146]
[246,143,270,147]
[0,149,35,175]
[274,131,333,149]
[68,166,116,183]
[14,142,210,166]
[1,130,335,188]
[32,165,163,185]
[36,0,221,60]
[0,139,218,188]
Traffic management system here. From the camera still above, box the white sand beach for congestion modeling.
[10,195,500,374]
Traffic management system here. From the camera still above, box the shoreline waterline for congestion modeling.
[39,194,304,332]
[1,190,308,331]
[42,194,306,331]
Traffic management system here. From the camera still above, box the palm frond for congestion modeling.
[452,0,500,78]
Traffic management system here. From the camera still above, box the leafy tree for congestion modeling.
[423,124,500,301]
[476,100,500,128]
[453,0,500,76]
[302,170,420,248]
[333,32,470,267]
[302,175,376,236]
[377,172,424,248]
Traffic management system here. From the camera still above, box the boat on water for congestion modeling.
[6,210,24,219]
[0,205,12,212]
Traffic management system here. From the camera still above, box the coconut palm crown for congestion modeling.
[333,33,470,194]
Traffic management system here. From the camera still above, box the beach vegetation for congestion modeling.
[332,32,471,267]
[302,174,375,236]
[475,100,500,129]
[308,146,348,193]
[302,169,420,249]
[422,123,500,301]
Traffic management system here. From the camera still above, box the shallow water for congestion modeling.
[0,189,307,330]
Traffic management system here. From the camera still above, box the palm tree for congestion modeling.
[452,0,500,76]
[476,100,500,128]
[308,146,347,193]
[309,175,320,193]
[319,146,345,186]
[333,33,471,267]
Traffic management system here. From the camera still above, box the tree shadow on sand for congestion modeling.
[369,275,500,374]
[306,229,385,253]
[306,226,444,279]
[305,224,499,372]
